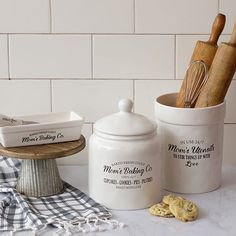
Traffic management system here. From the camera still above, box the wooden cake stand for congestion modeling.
[0,135,85,197]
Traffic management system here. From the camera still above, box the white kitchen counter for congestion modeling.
[1,165,236,236]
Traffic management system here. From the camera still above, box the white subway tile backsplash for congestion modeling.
[135,0,218,34]
[134,80,182,120]
[57,124,92,165]
[223,124,236,165]
[52,80,133,122]
[52,0,134,33]
[93,35,174,79]
[0,35,8,79]
[9,35,91,79]
[0,80,50,116]
[220,0,236,34]
[0,0,50,33]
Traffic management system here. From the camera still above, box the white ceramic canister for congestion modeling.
[155,93,225,194]
[89,99,161,210]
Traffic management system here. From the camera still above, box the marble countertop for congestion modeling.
[1,165,236,236]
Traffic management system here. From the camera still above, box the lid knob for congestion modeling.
[118,98,133,113]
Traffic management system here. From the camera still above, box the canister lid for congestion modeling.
[94,99,157,136]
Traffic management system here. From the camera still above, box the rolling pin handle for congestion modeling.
[208,13,226,45]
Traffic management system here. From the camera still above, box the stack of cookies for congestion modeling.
[149,194,198,222]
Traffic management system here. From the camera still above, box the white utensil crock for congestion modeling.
[155,93,225,194]
[89,99,161,210]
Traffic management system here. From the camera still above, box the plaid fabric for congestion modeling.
[0,156,121,234]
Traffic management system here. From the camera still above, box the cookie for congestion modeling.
[162,194,184,205]
[149,203,174,218]
[169,198,198,222]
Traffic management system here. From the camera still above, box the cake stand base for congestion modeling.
[17,159,64,197]
[0,136,86,197]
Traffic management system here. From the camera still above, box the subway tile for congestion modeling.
[9,35,91,79]
[57,124,92,165]
[220,0,236,34]
[176,35,236,80]
[0,0,50,33]
[52,80,133,122]
[223,124,236,165]
[93,35,174,79]
[134,80,182,120]
[135,0,218,33]
[0,80,50,116]
[52,0,133,33]
[0,35,8,79]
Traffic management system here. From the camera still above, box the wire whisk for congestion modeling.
[184,60,208,108]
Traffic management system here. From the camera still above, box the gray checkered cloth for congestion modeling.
[0,156,123,235]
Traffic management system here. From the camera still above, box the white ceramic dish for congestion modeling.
[89,99,161,210]
[0,111,84,147]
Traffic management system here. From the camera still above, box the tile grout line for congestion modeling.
[133,0,136,33]
[174,35,176,80]
[49,0,52,33]
[92,123,94,134]
[7,78,187,81]
[86,122,94,125]
[6,34,10,80]
[218,0,220,13]
[1,33,231,36]
[91,34,93,79]
[133,80,135,112]
[50,80,53,112]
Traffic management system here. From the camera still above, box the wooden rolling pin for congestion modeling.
[195,22,236,107]
[176,14,226,108]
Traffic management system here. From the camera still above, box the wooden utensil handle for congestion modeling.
[229,22,236,45]
[208,13,226,45]
[175,14,226,108]
[195,42,236,107]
